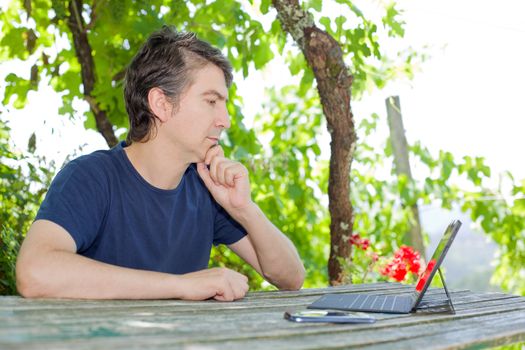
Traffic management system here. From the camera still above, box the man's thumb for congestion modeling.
[196,162,214,189]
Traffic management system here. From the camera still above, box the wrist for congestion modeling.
[230,201,260,226]
[168,274,187,299]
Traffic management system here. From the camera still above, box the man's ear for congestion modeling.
[147,87,172,123]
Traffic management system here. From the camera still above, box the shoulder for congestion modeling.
[54,144,123,190]
[70,145,120,170]
[70,141,125,174]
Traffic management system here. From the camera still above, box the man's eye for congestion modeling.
[207,100,217,105]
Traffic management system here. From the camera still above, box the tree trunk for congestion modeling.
[272,0,356,285]
[385,96,425,259]
[67,0,118,147]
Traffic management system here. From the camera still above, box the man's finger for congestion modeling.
[233,280,248,300]
[223,164,236,187]
[209,156,230,187]
[196,162,215,190]
[204,145,224,165]
[224,163,243,187]
[216,281,234,302]
[215,159,234,187]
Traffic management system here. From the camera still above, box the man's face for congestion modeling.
[163,63,230,163]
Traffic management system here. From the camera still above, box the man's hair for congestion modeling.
[124,26,233,144]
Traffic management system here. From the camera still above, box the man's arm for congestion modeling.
[16,220,248,300]
[227,205,305,290]
[196,146,305,290]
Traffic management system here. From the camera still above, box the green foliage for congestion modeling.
[249,84,331,287]
[462,178,525,295]
[316,1,425,96]
[0,119,54,294]
[0,226,21,294]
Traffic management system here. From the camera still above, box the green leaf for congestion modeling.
[0,27,29,60]
[382,2,405,37]
[306,0,322,12]
[83,112,97,130]
[311,143,321,156]
[3,74,32,109]
[288,183,302,200]
[260,0,270,14]
[252,40,274,69]
[335,16,347,32]
[440,151,455,180]
[299,69,314,96]
[319,17,333,34]
[288,52,305,76]
[27,133,36,153]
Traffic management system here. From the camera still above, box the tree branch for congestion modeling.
[67,0,118,147]
[85,0,103,32]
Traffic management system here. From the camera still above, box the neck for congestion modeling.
[124,139,190,190]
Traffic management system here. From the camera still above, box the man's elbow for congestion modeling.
[267,264,305,291]
[287,265,306,290]
[282,276,304,291]
[16,259,50,298]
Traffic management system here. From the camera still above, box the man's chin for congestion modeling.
[194,152,207,164]
[198,144,218,163]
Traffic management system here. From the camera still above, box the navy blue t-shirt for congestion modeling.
[35,141,247,274]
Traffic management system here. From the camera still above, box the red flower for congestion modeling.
[392,262,407,281]
[360,238,370,250]
[348,233,370,251]
[349,234,360,246]
[409,259,421,274]
[380,245,423,282]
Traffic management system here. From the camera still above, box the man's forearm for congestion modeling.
[233,203,305,290]
[17,249,183,299]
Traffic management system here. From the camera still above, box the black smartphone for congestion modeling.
[284,310,376,324]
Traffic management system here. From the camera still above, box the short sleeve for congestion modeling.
[35,160,108,253]
[212,204,247,246]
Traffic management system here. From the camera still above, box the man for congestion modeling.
[16,27,305,301]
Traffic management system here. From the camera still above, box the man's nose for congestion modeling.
[217,106,231,129]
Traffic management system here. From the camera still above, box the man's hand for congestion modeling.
[177,267,249,301]
[196,145,252,214]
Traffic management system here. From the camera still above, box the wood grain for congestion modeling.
[1,283,524,350]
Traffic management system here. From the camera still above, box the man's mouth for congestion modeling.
[207,136,219,144]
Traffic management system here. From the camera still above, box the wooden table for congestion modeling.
[1,282,525,349]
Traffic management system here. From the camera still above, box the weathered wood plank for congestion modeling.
[0,288,512,328]
[1,294,524,346]
[3,307,525,350]
[1,283,524,350]
[0,291,493,333]
[0,289,522,332]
